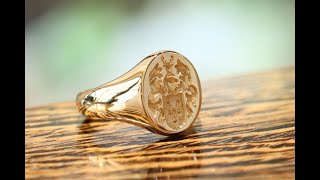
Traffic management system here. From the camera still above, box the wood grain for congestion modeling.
[25,67,295,180]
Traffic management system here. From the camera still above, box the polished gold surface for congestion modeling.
[76,50,202,135]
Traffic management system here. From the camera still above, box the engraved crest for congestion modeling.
[148,55,198,130]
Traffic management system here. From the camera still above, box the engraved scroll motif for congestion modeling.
[148,55,198,130]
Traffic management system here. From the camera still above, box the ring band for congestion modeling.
[76,50,202,135]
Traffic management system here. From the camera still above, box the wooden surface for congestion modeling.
[25,67,295,180]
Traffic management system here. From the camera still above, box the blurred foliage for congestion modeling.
[25,0,294,107]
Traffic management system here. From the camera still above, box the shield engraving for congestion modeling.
[163,92,186,129]
[148,55,198,130]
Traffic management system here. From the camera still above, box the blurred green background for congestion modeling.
[25,0,295,107]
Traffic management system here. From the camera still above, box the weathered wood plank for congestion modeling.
[25,67,295,180]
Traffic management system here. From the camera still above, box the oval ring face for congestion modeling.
[143,51,202,133]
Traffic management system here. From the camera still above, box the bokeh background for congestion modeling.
[25,0,295,107]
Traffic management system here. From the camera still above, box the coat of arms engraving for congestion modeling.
[148,55,198,130]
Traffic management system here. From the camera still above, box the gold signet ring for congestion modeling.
[76,50,202,135]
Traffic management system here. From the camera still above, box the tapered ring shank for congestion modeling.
[76,50,202,135]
